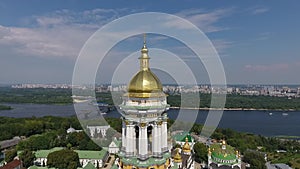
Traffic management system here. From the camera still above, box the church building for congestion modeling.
[117,35,194,169]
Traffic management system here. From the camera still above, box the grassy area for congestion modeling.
[275,135,300,140]
[269,152,300,168]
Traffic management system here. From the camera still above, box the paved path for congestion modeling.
[103,155,115,169]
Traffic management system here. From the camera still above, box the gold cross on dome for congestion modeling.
[143,33,146,45]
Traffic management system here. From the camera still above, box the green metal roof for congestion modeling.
[35,147,64,158]
[74,150,107,159]
[34,147,107,160]
[111,164,119,169]
[112,139,121,147]
[83,162,97,169]
[210,143,238,164]
[170,163,180,169]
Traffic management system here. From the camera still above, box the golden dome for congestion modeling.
[126,34,165,98]
[128,70,163,92]
[173,149,182,163]
[182,137,191,153]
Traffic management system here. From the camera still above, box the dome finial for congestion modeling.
[143,33,146,46]
[142,33,148,52]
[140,33,149,70]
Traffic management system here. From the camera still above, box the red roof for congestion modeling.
[0,160,21,169]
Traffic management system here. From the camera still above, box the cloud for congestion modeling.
[0,8,233,61]
[0,8,134,59]
[255,32,272,41]
[244,63,289,72]
[250,7,270,15]
[165,8,233,33]
[0,24,94,59]
[211,39,233,54]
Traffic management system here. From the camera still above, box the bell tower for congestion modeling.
[118,34,171,169]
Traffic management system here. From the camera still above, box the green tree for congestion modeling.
[16,131,57,151]
[243,151,266,169]
[19,149,35,168]
[193,142,208,163]
[4,149,17,163]
[47,149,80,169]
[174,143,182,149]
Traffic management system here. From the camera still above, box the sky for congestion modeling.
[0,0,299,85]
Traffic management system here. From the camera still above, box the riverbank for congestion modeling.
[0,104,12,110]
[170,106,298,111]
[1,102,298,112]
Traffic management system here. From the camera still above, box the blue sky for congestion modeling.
[0,0,299,84]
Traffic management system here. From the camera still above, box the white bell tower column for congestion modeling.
[152,122,161,157]
[121,120,126,152]
[125,121,135,157]
[138,123,148,160]
[157,121,163,154]
[161,120,168,152]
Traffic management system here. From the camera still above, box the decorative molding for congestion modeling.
[140,122,147,127]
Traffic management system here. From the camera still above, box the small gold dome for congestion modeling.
[173,149,182,163]
[126,34,165,98]
[182,137,191,153]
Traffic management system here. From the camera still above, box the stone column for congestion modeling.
[138,123,148,160]
[121,120,126,152]
[157,121,162,154]
[161,120,168,152]
[152,123,161,157]
[125,121,134,157]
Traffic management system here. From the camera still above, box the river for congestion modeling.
[0,103,299,137]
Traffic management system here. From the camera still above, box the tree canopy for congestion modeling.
[193,142,208,163]
[19,149,35,168]
[47,149,80,169]
[4,149,16,163]
[243,151,267,169]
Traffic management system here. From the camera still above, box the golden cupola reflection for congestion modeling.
[126,34,165,98]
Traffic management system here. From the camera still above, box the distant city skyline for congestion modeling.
[10,83,300,98]
[0,1,300,84]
